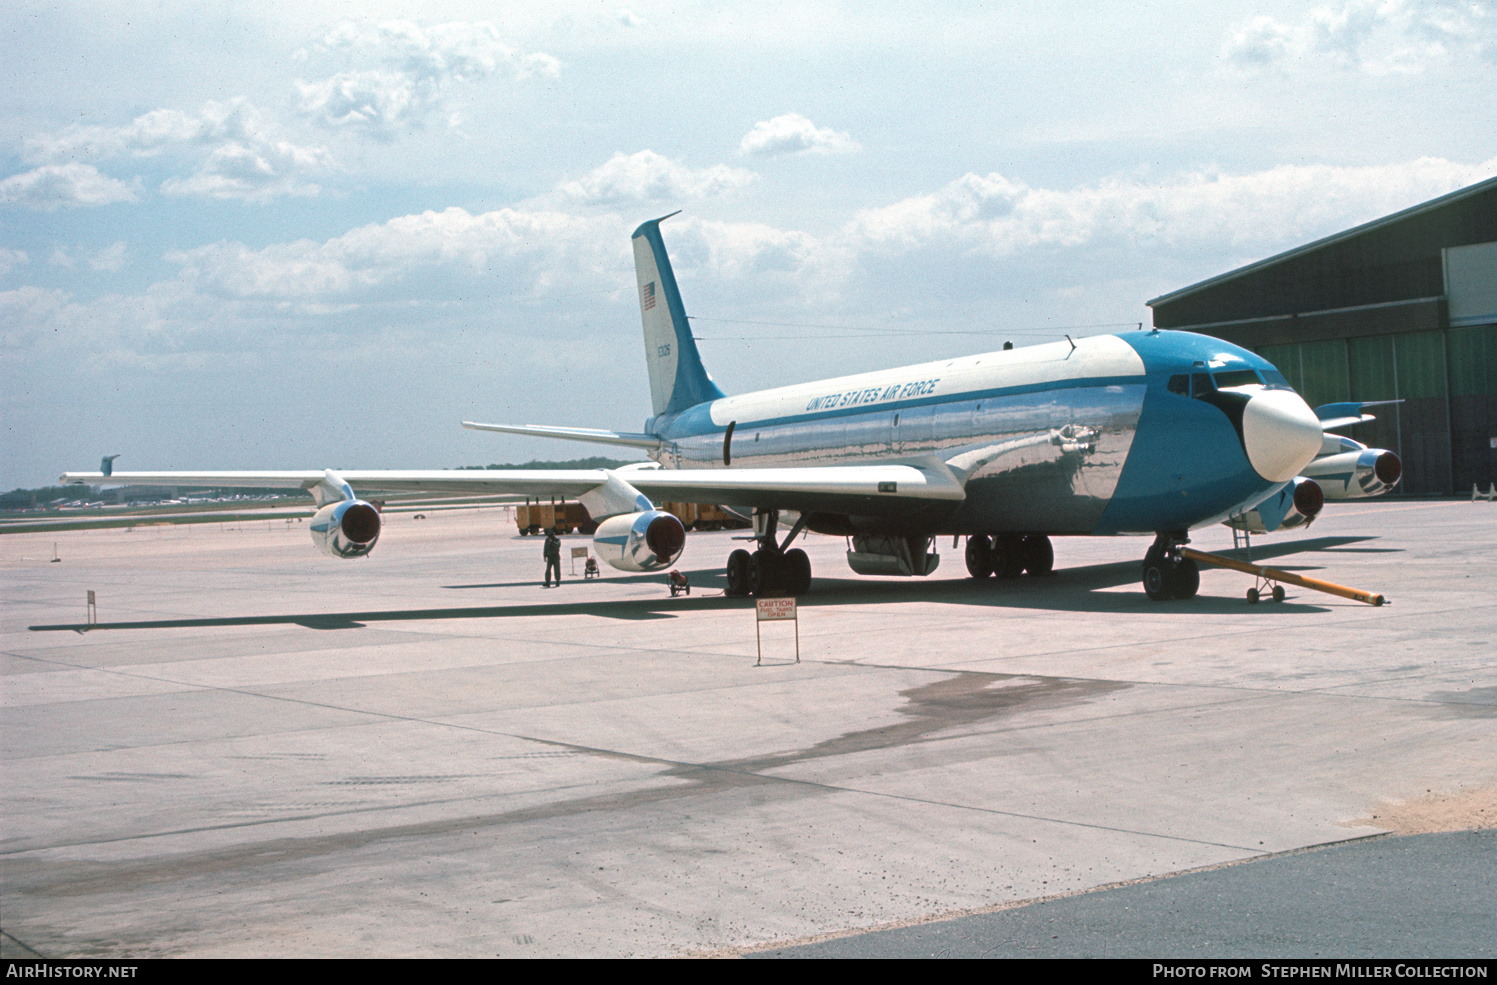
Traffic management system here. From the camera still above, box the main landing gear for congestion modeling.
[726,509,812,597]
[965,534,1053,579]
[1141,532,1199,601]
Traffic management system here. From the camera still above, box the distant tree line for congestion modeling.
[0,486,83,509]
[458,457,644,471]
[0,484,308,509]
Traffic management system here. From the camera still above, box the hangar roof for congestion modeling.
[1147,174,1497,310]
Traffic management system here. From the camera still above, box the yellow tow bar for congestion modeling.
[1180,547,1388,607]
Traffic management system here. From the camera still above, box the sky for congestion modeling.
[2,0,1495,490]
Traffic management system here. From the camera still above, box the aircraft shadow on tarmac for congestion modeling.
[28,536,1383,633]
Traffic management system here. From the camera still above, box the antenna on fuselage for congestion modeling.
[1064,334,1077,356]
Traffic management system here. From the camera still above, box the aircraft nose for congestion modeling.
[1240,390,1324,482]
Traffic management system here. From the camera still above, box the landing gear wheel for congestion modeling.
[995,534,1026,578]
[748,550,786,596]
[1171,558,1199,599]
[1272,585,1285,602]
[785,548,812,595]
[1020,535,1053,576]
[747,553,765,596]
[1143,558,1175,601]
[726,549,751,597]
[965,535,995,579]
[1247,587,1260,604]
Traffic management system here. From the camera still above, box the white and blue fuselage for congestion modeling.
[644,330,1319,539]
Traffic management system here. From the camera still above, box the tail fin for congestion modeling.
[632,213,726,416]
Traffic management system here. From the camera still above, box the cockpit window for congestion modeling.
[1191,372,1215,397]
[1259,368,1291,388]
[1213,369,1261,389]
[1167,374,1189,395]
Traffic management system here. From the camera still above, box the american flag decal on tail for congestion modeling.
[641,282,656,310]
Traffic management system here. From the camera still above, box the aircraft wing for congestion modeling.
[59,464,966,513]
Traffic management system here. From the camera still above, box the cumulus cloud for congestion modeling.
[0,163,139,209]
[657,218,840,282]
[26,100,259,163]
[165,207,625,302]
[0,248,28,276]
[552,150,757,206]
[161,140,332,201]
[20,99,332,203]
[0,286,75,351]
[739,114,860,157]
[1222,0,1496,74]
[11,155,1493,385]
[618,9,646,28]
[0,279,233,375]
[296,20,559,137]
[42,241,129,273]
[846,156,1497,259]
[135,154,1497,310]
[88,242,129,272]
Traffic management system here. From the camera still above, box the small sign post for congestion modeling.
[571,545,588,574]
[86,590,97,628]
[755,596,799,666]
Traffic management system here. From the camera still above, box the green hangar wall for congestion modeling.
[1148,176,1497,496]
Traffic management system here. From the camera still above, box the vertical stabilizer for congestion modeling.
[632,214,726,416]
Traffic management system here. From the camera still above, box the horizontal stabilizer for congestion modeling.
[461,422,662,450]
[1314,399,1402,432]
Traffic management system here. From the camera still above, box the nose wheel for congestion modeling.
[1142,534,1199,601]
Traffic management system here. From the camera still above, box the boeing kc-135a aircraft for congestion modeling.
[64,213,1340,601]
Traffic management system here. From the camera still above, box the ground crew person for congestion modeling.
[543,530,562,587]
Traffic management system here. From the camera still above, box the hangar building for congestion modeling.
[1147,176,1496,496]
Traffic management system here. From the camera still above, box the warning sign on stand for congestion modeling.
[754,596,798,665]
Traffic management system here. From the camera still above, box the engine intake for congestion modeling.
[593,510,686,572]
[1288,475,1324,528]
[311,499,381,558]
[1227,477,1323,534]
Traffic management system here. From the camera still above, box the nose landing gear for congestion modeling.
[1142,533,1199,601]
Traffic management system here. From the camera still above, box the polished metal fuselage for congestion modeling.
[648,334,1150,535]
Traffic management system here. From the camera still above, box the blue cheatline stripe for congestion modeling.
[658,374,1146,439]
[632,219,726,415]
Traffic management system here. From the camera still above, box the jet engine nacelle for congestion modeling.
[1227,477,1324,535]
[310,499,382,558]
[593,510,686,572]
[1301,446,1402,499]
